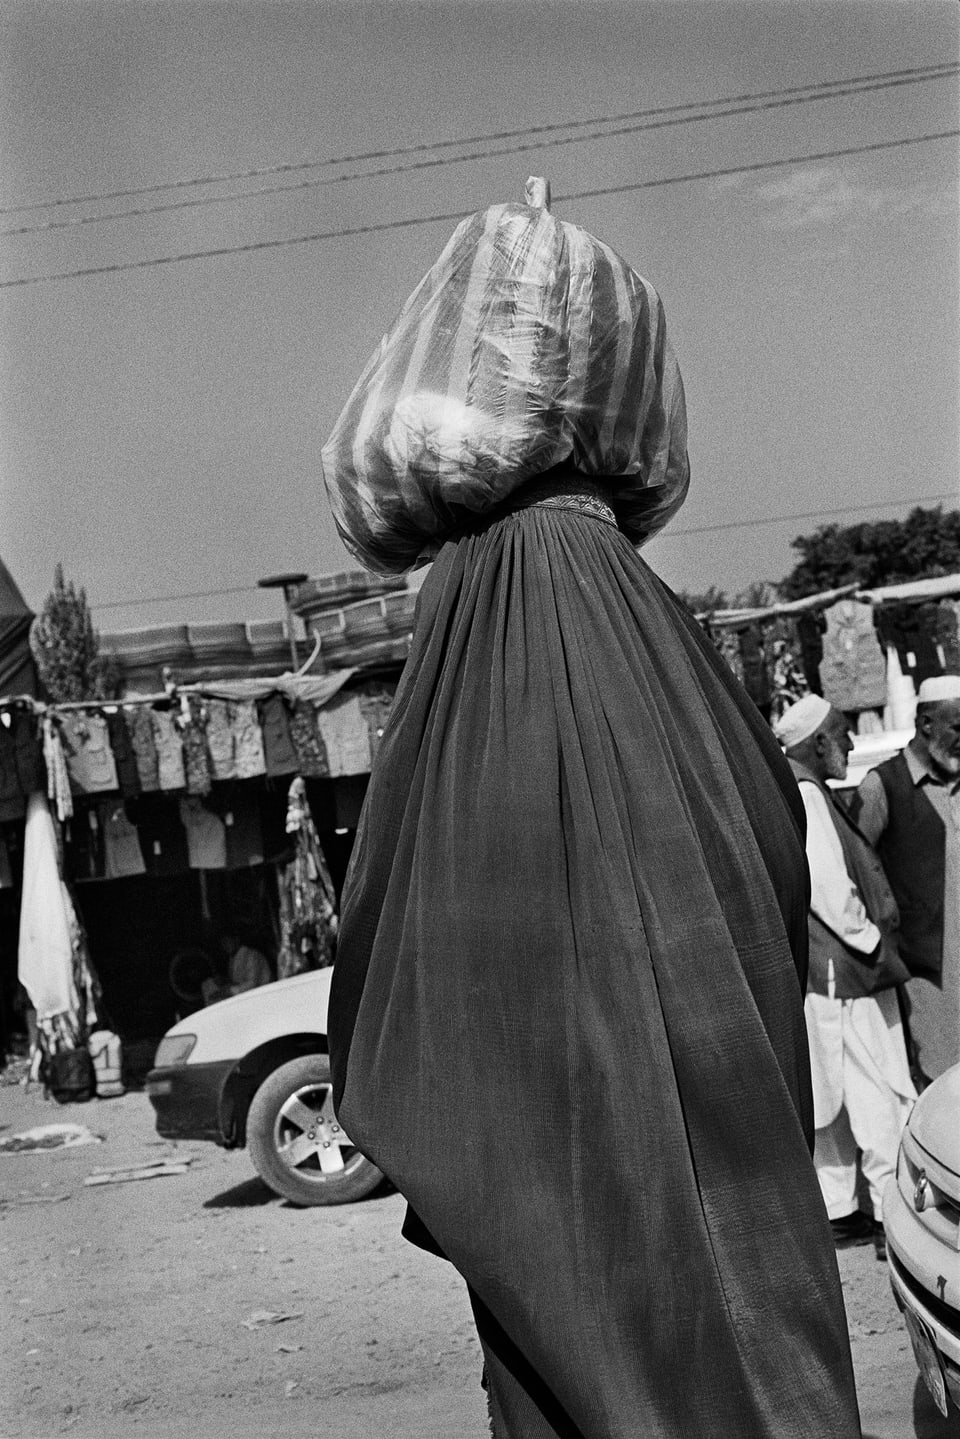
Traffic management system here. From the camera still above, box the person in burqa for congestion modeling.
[322,194,861,1438]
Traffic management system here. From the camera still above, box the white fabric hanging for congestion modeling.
[17,791,79,1022]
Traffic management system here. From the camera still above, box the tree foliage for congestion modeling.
[29,564,120,702]
[780,506,960,601]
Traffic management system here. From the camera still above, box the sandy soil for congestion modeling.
[1,1078,957,1439]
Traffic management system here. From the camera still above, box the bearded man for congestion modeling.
[850,675,960,1083]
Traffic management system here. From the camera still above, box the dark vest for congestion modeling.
[870,752,945,980]
[791,762,908,1000]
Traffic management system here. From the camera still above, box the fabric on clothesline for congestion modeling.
[17,792,79,1021]
[105,710,141,798]
[818,600,886,712]
[101,801,146,879]
[150,709,186,791]
[60,711,119,795]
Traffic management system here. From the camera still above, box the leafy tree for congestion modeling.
[29,564,120,702]
[780,505,960,600]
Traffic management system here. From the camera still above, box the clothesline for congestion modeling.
[699,573,960,630]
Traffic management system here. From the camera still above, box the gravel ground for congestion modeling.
[1,1077,957,1439]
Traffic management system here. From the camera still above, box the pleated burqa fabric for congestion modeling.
[328,497,861,1438]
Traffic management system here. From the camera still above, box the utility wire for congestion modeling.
[1,129,955,292]
[656,493,957,541]
[91,493,956,610]
[1,60,954,217]
[3,68,955,239]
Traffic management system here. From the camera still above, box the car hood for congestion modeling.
[161,967,334,1066]
[909,1062,960,1177]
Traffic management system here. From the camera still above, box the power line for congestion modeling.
[94,583,260,612]
[1,129,955,292]
[2,60,955,218]
[91,494,955,610]
[657,493,957,541]
[3,68,956,239]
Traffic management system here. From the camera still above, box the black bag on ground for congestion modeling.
[43,1047,95,1104]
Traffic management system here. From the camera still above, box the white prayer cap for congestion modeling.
[772,694,832,749]
[917,675,960,704]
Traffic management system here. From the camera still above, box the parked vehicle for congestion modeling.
[884,1062,960,1419]
[145,968,383,1206]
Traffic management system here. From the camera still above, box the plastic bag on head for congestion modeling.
[321,201,689,574]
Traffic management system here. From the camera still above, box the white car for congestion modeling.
[145,968,383,1206]
[883,1062,960,1419]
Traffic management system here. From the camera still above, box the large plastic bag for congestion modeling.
[321,201,689,574]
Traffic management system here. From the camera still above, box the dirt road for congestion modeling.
[2,1079,956,1439]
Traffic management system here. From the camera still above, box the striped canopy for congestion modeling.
[321,202,690,574]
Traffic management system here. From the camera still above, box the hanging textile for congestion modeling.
[128,706,161,791]
[59,710,120,794]
[178,694,213,797]
[101,800,147,878]
[206,698,238,780]
[258,694,299,777]
[150,709,186,791]
[316,693,372,776]
[18,791,79,1023]
[817,599,886,712]
[277,776,338,978]
[43,715,73,821]
[230,700,267,779]
[288,699,330,778]
[105,709,141,798]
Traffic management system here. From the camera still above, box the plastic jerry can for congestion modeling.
[87,1029,125,1097]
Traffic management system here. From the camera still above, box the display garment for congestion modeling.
[60,711,119,795]
[328,480,861,1438]
[215,783,264,869]
[357,683,397,762]
[105,710,141,798]
[230,700,267,779]
[258,694,299,777]
[277,776,338,978]
[790,761,914,1222]
[288,699,330,778]
[179,696,213,797]
[205,699,237,780]
[737,622,772,712]
[817,600,886,713]
[126,794,189,876]
[852,747,960,1081]
[316,693,372,776]
[43,716,73,821]
[149,709,186,791]
[128,706,161,791]
[935,600,960,672]
[796,610,826,695]
[101,801,146,878]
[178,796,227,870]
[0,713,25,821]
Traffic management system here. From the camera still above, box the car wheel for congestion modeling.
[246,1055,383,1206]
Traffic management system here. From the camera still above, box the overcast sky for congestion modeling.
[0,0,957,635]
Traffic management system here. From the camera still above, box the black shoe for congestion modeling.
[830,1211,876,1248]
[872,1222,887,1261]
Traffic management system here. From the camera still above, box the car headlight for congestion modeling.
[154,1034,197,1067]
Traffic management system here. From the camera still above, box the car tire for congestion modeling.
[246,1055,383,1207]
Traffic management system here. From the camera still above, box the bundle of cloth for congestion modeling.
[321,201,689,573]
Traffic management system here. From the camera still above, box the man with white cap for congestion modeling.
[774,694,915,1248]
[850,674,960,1082]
